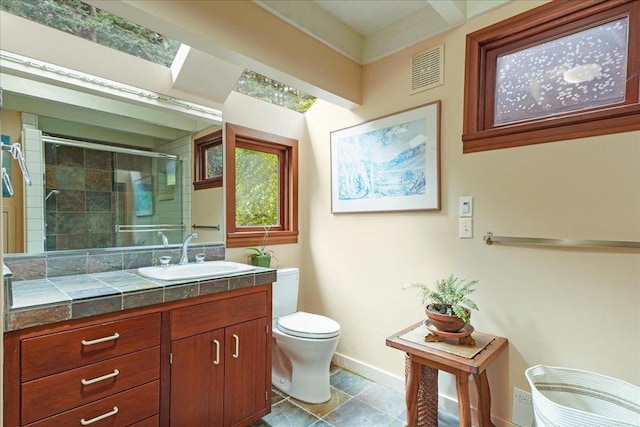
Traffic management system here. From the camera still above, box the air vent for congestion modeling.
[410,44,444,94]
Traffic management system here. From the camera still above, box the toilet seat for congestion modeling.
[276,311,340,339]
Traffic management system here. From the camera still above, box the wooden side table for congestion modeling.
[386,322,508,427]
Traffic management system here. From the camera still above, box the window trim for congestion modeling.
[225,123,298,248]
[462,0,640,153]
[193,130,223,190]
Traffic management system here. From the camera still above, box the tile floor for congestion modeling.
[252,365,459,427]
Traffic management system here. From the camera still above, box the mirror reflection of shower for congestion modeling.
[42,136,183,251]
[45,189,60,200]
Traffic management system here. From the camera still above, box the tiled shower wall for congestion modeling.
[22,123,191,253]
[157,135,191,239]
[23,118,44,253]
[45,143,115,250]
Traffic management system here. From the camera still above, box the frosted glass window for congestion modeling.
[494,17,629,126]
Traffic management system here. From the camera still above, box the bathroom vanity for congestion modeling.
[3,264,275,427]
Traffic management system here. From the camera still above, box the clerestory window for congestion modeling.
[0,0,180,67]
[234,70,316,114]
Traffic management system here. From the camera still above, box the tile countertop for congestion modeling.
[4,267,276,332]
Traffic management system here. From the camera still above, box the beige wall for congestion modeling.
[190,127,225,244]
[1,110,24,253]
[302,1,640,424]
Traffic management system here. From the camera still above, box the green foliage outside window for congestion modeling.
[1,0,180,67]
[235,148,278,227]
[4,1,318,114]
[235,70,316,114]
[205,144,223,179]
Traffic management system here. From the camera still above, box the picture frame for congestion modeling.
[134,175,153,216]
[462,0,640,153]
[330,101,440,213]
[158,159,177,201]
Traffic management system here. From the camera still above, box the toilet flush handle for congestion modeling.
[232,334,239,358]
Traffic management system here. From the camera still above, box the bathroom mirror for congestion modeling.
[1,74,225,254]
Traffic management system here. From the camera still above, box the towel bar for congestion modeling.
[483,232,640,249]
[191,224,220,230]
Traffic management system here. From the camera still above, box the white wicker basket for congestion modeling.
[525,365,640,427]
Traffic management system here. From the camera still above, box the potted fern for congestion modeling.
[247,226,277,268]
[406,275,479,332]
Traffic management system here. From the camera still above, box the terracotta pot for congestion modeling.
[425,304,469,332]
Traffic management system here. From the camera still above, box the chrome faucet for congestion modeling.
[179,233,197,265]
[158,231,169,247]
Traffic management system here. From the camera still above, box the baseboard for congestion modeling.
[331,352,514,427]
[332,352,405,393]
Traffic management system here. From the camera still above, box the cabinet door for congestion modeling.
[224,317,268,427]
[170,330,224,427]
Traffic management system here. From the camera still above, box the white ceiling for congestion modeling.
[256,0,511,64]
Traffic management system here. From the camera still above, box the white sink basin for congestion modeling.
[137,261,256,281]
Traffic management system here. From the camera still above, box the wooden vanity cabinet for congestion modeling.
[7,313,161,426]
[169,291,270,427]
[4,284,272,427]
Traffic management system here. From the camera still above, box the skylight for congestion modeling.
[234,70,316,114]
[0,0,180,67]
[2,0,317,113]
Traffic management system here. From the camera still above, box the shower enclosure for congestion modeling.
[43,136,183,251]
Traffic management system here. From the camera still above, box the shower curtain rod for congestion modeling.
[483,232,640,249]
[41,135,178,159]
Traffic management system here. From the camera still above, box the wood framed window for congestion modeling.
[225,123,298,248]
[194,130,223,190]
[462,0,640,153]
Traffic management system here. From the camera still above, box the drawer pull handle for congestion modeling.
[213,339,220,365]
[81,369,120,385]
[232,334,239,358]
[80,406,119,425]
[81,332,120,346]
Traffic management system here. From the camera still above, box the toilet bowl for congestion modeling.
[271,268,341,403]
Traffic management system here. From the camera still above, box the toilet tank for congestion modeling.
[273,268,299,319]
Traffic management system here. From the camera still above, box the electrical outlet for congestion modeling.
[512,387,534,427]
[458,218,472,238]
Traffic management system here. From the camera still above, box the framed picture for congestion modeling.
[330,101,440,213]
[134,175,153,216]
[462,0,640,153]
[158,159,177,201]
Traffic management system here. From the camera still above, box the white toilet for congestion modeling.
[271,268,341,403]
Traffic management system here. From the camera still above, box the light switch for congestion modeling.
[459,196,473,217]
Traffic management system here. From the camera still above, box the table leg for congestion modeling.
[474,371,495,427]
[456,372,472,427]
[405,356,420,427]
[404,355,438,427]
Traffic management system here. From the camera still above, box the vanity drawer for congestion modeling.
[171,291,268,340]
[24,380,159,427]
[129,414,159,427]
[21,313,161,381]
[21,347,159,425]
